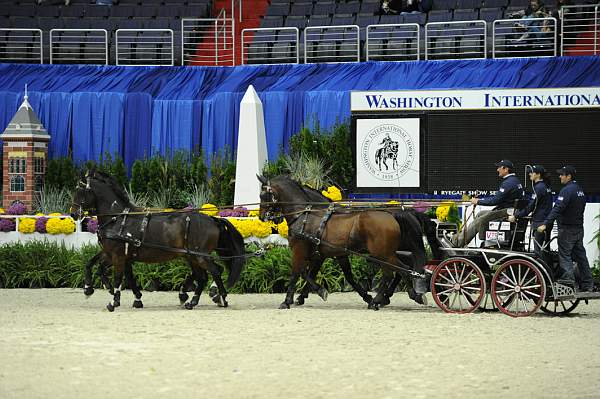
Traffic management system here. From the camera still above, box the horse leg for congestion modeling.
[97,257,114,295]
[178,273,195,305]
[295,259,320,306]
[106,262,124,312]
[84,251,103,297]
[124,261,143,309]
[370,267,394,310]
[304,269,329,302]
[184,265,207,310]
[337,256,373,305]
[207,260,228,308]
[380,272,403,307]
[281,246,308,309]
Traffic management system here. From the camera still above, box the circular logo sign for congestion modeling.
[360,124,415,182]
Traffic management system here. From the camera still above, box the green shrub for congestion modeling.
[45,157,78,191]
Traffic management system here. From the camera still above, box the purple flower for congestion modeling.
[413,201,430,213]
[0,218,16,232]
[7,201,27,215]
[86,218,98,234]
[35,217,48,233]
[218,207,249,218]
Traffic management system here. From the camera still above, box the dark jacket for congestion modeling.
[544,180,586,227]
[516,180,553,222]
[478,174,524,210]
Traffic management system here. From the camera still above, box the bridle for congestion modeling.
[260,181,283,223]
[72,175,95,220]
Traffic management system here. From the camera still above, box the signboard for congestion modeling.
[355,118,420,188]
[351,87,600,112]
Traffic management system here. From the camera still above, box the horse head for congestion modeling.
[73,169,132,218]
[257,174,284,224]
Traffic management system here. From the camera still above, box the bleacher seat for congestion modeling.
[156,6,181,18]
[508,0,528,7]
[336,1,360,15]
[111,5,136,18]
[312,2,336,16]
[432,0,456,10]
[356,13,379,27]
[9,5,36,17]
[266,4,290,17]
[61,5,86,18]
[261,16,284,29]
[285,16,307,29]
[428,10,453,22]
[403,12,427,25]
[38,17,62,31]
[360,0,381,14]
[184,5,208,18]
[380,14,403,24]
[308,15,332,27]
[453,8,478,20]
[290,2,313,16]
[85,5,111,18]
[483,0,508,8]
[479,7,503,22]
[36,6,60,18]
[455,0,482,9]
[135,6,157,19]
[332,13,356,25]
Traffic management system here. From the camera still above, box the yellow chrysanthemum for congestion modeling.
[60,217,76,234]
[0,208,5,214]
[18,218,36,234]
[321,186,342,201]
[200,203,218,216]
[248,209,259,217]
[45,218,63,234]
[387,200,400,204]
[275,220,288,237]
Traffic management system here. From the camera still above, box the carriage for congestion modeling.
[426,211,599,317]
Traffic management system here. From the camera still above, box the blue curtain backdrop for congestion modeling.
[1,56,600,169]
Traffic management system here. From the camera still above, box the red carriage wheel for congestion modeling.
[491,259,546,317]
[431,257,486,314]
[541,299,580,316]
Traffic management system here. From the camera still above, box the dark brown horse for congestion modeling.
[73,170,246,311]
[257,175,428,310]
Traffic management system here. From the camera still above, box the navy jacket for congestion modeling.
[478,174,524,210]
[516,181,553,222]
[544,181,586,227]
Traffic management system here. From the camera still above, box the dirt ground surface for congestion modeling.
[1,289,600,399]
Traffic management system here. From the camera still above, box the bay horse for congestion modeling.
[257,175,429,310]
[73,170,246,311]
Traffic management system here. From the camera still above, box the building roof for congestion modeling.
[0,95,50,140]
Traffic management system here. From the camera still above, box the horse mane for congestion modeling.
[92,170,136,209]
[272,176,331,204]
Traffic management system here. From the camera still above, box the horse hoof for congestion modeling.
[279,302,290,309]
[84,287,94,297]
[184,302,195,310]
[133,301,143,309]
[106,303,115,312]
[368,302,379,311]
[113,301,120,308]
[380,296,391,307]
[295,297,305,306]
[318,288,329,302]
[212,295,221,305]
[363,294,374,304]
[217,297,228,308]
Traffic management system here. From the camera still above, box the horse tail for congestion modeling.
[393,211,426,268]
[410,211,444,261]
[214,217,246,288]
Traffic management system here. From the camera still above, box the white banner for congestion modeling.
[356,118,420,188]
[351,87,600,111]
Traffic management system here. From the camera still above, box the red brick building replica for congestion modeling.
[1,92,50,210]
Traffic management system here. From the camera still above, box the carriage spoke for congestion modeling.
[522,275,537,287]
[450,291,458,309]
[444,265,458,284]
[438,272,455,284]
[436,287,456,296]
[510,267,518,287]
[501,271,517,286]
[458,266,466,286]
[458,270,474,285]
[496,279,516,289]
[521,284,542,290]
[519,266,531,285]
[434,282,455,288]
[521,289,540,299]
[518,294,529,314]
[495,288,516,294]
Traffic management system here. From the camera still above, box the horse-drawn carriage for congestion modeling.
[426,212,599,317]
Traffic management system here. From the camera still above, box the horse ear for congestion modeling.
[257,174,268,185]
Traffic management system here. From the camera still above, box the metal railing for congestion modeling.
[115,29,174,66]
[561,4,599,56]
[304,25,360,63]
[493,17,557,58]
[241,27,300,64]
[49,29,108,65]
[366,23,420,61]
[0,29,43,64]
[182,15,234,66]
[425,20,486,60]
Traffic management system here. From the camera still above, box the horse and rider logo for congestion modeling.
[359,124,415,182]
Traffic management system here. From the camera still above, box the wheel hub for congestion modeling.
[453,283,461,291]
[515,286,521,293]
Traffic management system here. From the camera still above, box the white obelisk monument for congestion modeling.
[234,85,268,209]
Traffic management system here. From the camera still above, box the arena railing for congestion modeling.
[182,13,234,66]
[304,25,360,63]
[365,23,420,62]
[425,20,487,60]
[49,29,108,65]
[0,28,43,64]
[561,4,599,56]
[241,27,300,65]
[115,29,174,66]
[493,17,557,58]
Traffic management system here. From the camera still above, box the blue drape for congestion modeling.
[1,57,599,166]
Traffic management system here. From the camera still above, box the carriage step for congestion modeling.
[574,292,600,300]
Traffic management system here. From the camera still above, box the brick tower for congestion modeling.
[1,90,50,210]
